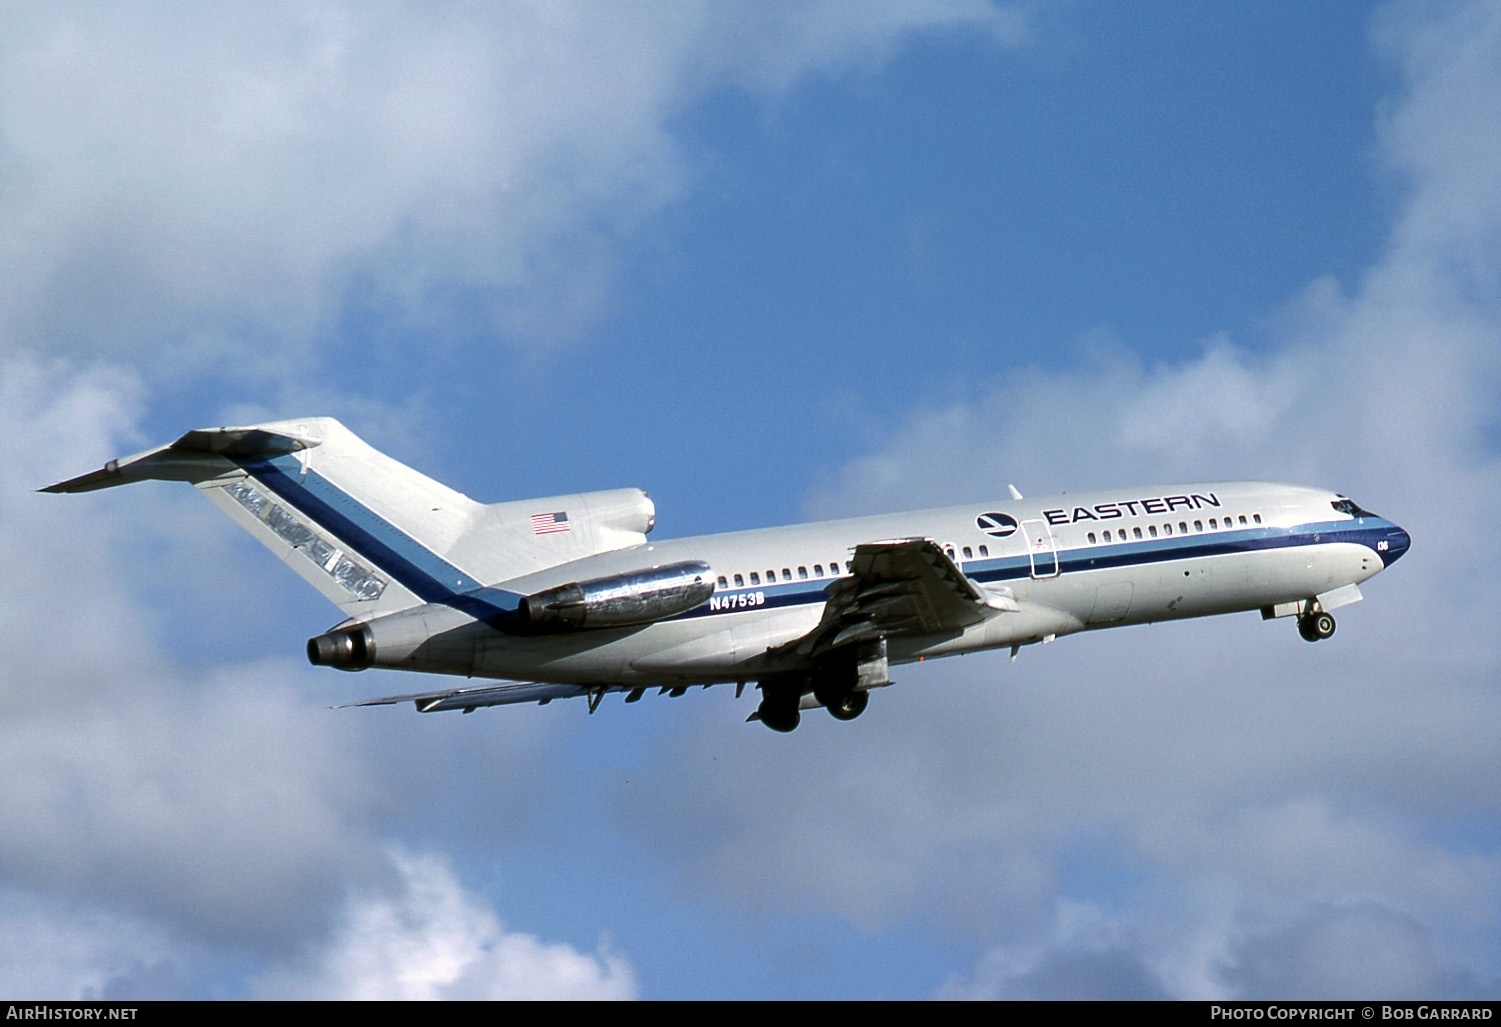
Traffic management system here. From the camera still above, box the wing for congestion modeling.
[789,537,1015,657]
[341,679,595,713]
[340,678,705,714]
[346,538,1013,713]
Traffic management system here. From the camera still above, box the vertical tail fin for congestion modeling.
[44,418,483,618]
[42,417,657,621]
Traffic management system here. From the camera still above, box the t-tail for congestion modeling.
[41,417,657,623]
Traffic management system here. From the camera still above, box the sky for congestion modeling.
[1,0,1498,1001]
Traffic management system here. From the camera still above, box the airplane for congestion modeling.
[42,417,1411,732]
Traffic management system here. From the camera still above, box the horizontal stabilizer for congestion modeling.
[41,415,661,622]
[40,424,321,494]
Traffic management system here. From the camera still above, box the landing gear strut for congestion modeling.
[1298,611,1336,642]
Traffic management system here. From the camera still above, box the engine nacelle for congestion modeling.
[307,622,376,670]
[517,560,714,631]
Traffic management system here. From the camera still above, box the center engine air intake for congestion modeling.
[518,560,715,631]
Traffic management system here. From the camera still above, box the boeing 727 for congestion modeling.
[43,417,1410,731]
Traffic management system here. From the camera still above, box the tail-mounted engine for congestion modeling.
[517,560,715,632]
[307,622,376,670]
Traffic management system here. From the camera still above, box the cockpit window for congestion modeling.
[1332,498,1374,517]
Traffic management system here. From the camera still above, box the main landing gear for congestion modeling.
[755,685,870,732]
[755,642,886,732]
[817,686,869,722]
[757,690,802,733]
[1298,611,1336,642]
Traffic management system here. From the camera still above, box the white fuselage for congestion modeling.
[43,418,1411,724]
[376,481,1408,686]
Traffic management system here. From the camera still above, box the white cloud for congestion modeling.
[0,888,181,1000]
[0,356,600,993]
[1220,903,1498,1000]
[0,7,1034,997]
[1373,0,1501,274]
[0,849,639,1001]
[255,850,636,1000]
[0,1,1022,379]
[9,0,1498,1002]
[935,900,1172,1000]
[626,0,1501,999]
[0,358,378,946]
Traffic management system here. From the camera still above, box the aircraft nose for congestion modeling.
[1379,523,1411,567]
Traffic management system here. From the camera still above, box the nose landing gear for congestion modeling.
[1298,611,1336,642]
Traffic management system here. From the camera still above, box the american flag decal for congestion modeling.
[530,511,571,535]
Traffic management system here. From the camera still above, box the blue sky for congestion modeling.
[2,0,1499,1000]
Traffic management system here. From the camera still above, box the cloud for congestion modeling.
[1373,0,1501,276]
[0,6,1035,998]
[0,888,182,1000]
[0,356,639,997]
[0,1,1022,381]
[935,900,1173,1000]
[0,844,639,1001]
[253,850,636,1000]
[624,0,1501,999]
[0,357,373,948]
[8,0,1497,1001]
[1220,903,1501,1000]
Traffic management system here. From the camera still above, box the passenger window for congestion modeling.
[1103,530,1112,542]
[1194,520,1203,532]
[1148,525,1158,538]
[813,564,824,577]
[749,572,760,585]
[798,566,808,580]
[1253,514,1262,525]
[1179,522,1188,534]
[1239,515,1247,526]
[733,574,744,587]
[977,546,988,557]
[717,576,727,588]
[1163,524,1173,536]
[1209,518,1218,530]
[766,570,775,583]
[963,546,973,558]
[1133,527,1143,540]
[1088,533,1097,544]
[782,569,792,581]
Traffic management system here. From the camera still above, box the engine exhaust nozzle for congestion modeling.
[307,625,374,670]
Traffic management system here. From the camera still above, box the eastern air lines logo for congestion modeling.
[976,512,1019,538]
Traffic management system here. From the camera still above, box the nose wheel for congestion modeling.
[1298,611,1336,642]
